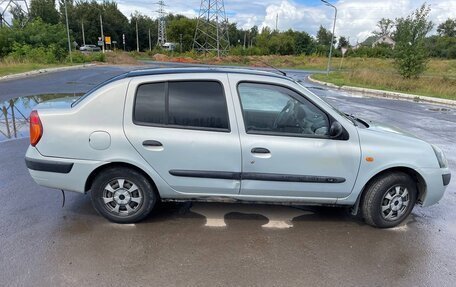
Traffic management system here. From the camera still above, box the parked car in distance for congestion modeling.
[80,44,101,52]
[25,68,451,228]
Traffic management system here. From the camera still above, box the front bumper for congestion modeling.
[420,167,451,207]
[442,174,451,186]
[25,146,104,193]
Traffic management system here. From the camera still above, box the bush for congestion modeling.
[229,46,264,56]
[70,51,106,63]
[348,45,394,58]
[7,43,63,63]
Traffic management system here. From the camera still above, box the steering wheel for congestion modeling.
[273,100,296,130]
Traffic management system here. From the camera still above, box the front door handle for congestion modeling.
[251,147,270,154]
[142,140,163,147]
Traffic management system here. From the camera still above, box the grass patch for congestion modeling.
[312,58,456,100]
[0,62,66,77]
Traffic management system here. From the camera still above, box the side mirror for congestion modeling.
[329,121,344,139]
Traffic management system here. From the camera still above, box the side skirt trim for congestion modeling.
[169,170,345,183]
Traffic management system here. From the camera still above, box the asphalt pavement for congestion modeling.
[0,63,455,286]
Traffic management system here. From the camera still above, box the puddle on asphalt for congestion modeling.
[0,93,82,142]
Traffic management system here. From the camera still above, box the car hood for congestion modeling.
[34,96,78,110]
[359,118,420,140]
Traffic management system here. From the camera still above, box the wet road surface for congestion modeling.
[0,64,455,286]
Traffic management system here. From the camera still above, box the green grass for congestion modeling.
[312,59,456,100]
[0,62,66,77]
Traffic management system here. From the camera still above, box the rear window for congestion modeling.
[134,81,229,131]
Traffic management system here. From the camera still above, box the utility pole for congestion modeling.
[179,33,183,53]
[243,31,246,49]
[193,0,230,56]
[0,0,30,27]
[81,20,86,46]
[275,13,278,31]
[148,28,152,51]
[100,14,105,53]
[64,0,72,63]
[136,19,139,52]
[155,1,167,46]
[321,0,337,76]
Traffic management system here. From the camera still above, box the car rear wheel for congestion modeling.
[361,172,417,228]
[91,167,157,223]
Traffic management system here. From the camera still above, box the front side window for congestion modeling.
[238,82,329,136]
[134,81,229,131]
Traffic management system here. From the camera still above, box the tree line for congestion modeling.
[1,1,455,74]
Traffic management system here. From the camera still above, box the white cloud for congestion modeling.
[258,0,456,44]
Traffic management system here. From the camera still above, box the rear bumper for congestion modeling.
[25,157,74,174]
[25,146,104,193]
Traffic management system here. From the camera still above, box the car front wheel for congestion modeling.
[91,167,157,223]
[361,172,417,228]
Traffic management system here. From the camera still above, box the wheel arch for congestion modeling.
[85,162,160,197]
[362,166,427,204]
[351,166,427,215]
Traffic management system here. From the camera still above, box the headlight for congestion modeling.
[432,145,448,168]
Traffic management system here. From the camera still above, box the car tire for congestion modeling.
[91,167,157,223]
[361,172,417,228]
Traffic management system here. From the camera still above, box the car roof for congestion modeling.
[124,67,290,80]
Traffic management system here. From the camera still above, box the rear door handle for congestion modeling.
[142,140,163,147]
[251,147,270,154]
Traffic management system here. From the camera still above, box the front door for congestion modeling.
[124,75,241,195]
[232,78,360,199]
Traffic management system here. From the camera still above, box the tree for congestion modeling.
[294,31,315,55]
[337,36,349,49]
[30,0,60,25]
[437,18,456,37]
[393,4,433,78]
[316,25,333,46]
[167,16,197,52]
[373,18,394,37]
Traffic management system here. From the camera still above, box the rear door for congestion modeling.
[229,74,361,200]
[124,73,241,195]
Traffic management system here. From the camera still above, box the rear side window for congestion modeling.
[134,82,166,124]
[134,81,229,131]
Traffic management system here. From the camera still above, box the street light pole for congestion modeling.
[64,0,72,63]
[321,0,337,76]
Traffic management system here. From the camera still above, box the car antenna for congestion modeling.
[260,61,287,77]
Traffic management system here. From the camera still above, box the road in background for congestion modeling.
[0,63,455,286]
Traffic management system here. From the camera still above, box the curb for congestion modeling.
[0,63,96,82]
[307,75,456,107]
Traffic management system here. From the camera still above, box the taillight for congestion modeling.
[30,110,43,147]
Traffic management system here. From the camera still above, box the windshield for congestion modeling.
[294,80,358,126]
[71,73,127,107]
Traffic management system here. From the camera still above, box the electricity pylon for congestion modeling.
[193,0,230,57]
[155,0,167,46]
[0,0,29,27]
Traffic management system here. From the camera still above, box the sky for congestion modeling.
[1,0,455,43]
[115,0,456,43]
